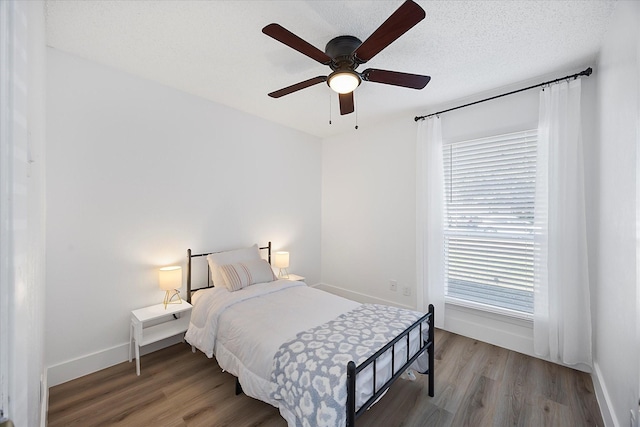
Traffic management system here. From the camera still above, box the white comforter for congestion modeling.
[185,280,427,426]
[185,281,359,405]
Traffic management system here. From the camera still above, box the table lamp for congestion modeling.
[273,251,290,279]
[159,266,182,309]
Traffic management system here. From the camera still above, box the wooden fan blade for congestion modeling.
[268,76,327,98]
[353,0,425,64]
[362,68,430,89]
[339,92,354,115]
[263,23,332,65]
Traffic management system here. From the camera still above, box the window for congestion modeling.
[443,130,537,316]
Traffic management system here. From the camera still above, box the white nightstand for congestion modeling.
[286,274,305,283]
[129,301,192,376]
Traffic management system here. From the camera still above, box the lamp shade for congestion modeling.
[273,251,290,269]
[159,266,182,291]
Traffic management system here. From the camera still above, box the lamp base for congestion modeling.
[278,268,289,279]
[163,289,182,309]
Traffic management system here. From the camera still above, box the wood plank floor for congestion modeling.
[48,329,604,426]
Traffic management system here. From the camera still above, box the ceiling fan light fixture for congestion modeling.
[328,71,361,94]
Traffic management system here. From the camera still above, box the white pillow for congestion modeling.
[219,259,276,291]
[206,244,261,287]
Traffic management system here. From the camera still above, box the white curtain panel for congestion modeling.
[534,79,592,368]
[416,117,445,327]
[0,1,47,424]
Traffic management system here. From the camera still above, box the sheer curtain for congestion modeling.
[533,79,592,368]
[0,1,47,424]
[416,117,445,327]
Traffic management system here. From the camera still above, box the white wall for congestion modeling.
[321,73,598,358]
[592,2,640,426]
[321,118,417,309]
[45,48,322,386]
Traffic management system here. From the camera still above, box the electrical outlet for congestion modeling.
[389,280,397,292]
[403,286,411,296]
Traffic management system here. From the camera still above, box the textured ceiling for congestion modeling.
[45,0,616,138]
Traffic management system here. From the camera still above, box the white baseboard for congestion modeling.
[592,361,619,427]
[46,335,184,388]
[443,303,536,358]
[313,283,414,310]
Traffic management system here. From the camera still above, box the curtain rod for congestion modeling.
[414,67,592,122]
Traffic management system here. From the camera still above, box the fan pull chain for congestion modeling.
[354,92,358,130]
[329,93,332,125]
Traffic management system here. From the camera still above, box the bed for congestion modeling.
[184,242,434,427]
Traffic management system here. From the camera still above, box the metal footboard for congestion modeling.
[346,304,435,427]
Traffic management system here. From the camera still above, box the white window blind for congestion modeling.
[443,129,537,315]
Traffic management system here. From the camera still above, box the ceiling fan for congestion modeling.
[262,0,431,116]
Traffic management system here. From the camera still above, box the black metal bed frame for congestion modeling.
[186,242,435,427]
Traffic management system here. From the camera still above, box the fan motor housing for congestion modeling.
[325,35,362,71]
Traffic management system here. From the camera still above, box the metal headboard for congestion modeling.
[186,242,271,303]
